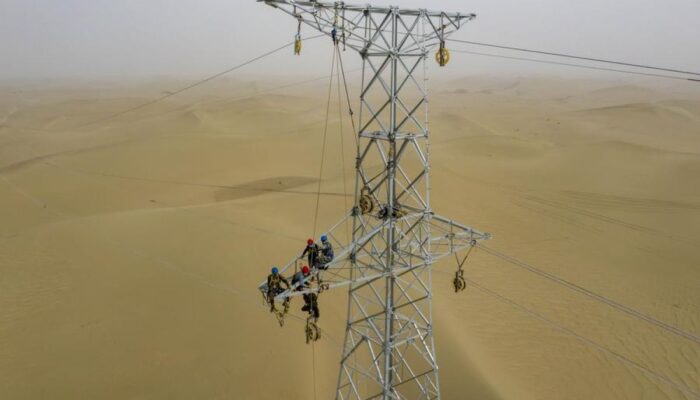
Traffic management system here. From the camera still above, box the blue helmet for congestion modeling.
[271,267,279,275]
[321,235,328,242]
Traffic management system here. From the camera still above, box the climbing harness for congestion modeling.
[305,316,321,344]
[318,277,330,293]
[264,280,291,327]
[272,298,290,327]
[453,239,477,293]
[304,273,322,343]
[359,186,375,214]
[436,42,451,67]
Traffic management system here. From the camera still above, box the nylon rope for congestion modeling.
[312,338,318,400]
[312,48,338,239]
[309,45,340,400]
[336,46,359,147]
[335,46,351,242]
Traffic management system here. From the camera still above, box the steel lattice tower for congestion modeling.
[258,2,490,399]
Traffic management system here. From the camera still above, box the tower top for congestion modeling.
[259,0,476,54]
[260,0,474,18]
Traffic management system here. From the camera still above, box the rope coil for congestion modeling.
[306,317,321,343]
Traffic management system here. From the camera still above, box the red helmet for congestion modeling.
[302,266,310,275]
[307,238,314,245]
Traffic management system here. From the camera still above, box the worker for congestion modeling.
[331,27,338,44]
[305,291,320,319]
[294,266,320,319]
[301,238,320,269]
[292,265,309,291]
[266,267,290,312]
[319,235,334,269]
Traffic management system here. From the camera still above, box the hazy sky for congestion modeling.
[2,0,699,81]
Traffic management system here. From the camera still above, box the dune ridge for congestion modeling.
[0,76,699,399]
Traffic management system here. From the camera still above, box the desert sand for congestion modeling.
[0,75,699,399]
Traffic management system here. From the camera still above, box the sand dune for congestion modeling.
[0,76,699,399]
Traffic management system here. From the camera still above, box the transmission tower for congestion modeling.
[258,2,490,399]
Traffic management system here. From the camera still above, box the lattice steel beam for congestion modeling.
[257,2,489,399]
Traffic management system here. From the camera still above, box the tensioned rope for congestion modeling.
[336,46,359,147]
[477,244,700,346]
[309,45,341,400]
[312,48,338,239]
[335,46,351,242]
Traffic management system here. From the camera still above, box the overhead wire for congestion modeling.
[450,49,698,82]
[447,38,700,78]
[75,34,325,130]
[2,68,361,135]
[130,66,362,123]
[9,15,699,396]
[461,276,700,400]
[477,244,700,346]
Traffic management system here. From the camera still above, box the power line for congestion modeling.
[71,66,361,133]
[478,244,700,346]
[450,49,698,82]
[76,34,324,129]
[447,38,700,78]
[464,277,700,400]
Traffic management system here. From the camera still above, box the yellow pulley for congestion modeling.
[436,46,450,67]
[359,186,375,215]
[294,35,302,56]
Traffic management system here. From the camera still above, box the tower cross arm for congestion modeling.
[258,0,476,54]
[258,212,491,301]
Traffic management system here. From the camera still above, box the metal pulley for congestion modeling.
[294,6,302,55]
[359,186,375,214]
[453,243,476,293]
[294,34,302,55]
[453,269,466,293]
[305,317,321,343]
[436,43,450,67]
